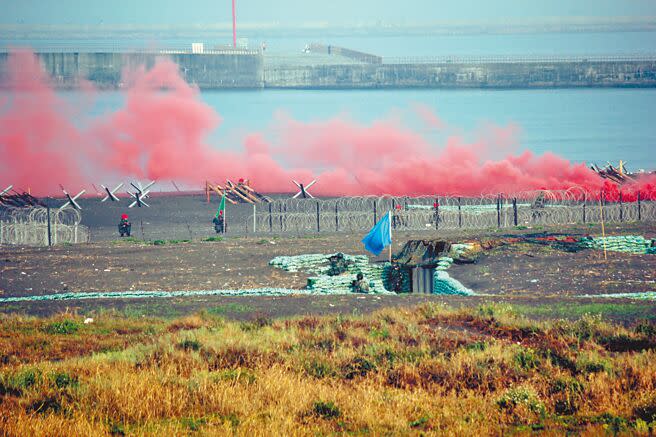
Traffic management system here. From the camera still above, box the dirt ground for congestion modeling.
[1,220,655,318]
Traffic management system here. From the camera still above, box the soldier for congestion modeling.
[212,211,225,234]
[118,214,131,237]
[351,272,370,294]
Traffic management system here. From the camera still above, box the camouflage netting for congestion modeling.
[270,253,393,294]
[394,240,451,266]
[578,235,656,254]
[582,292,656,300]
[270,249,475,295]
[434,271,474,295]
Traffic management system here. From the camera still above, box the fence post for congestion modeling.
[391,199,397,229]
[513,198,518,227]
[434,198,439,230]
[582,193,587,223]
[316,201,320,232]
[497,195,501,228]
[619,191,623,222]
[335,203,339,232]
[373,199,377,226]
[46,205,52,247]
[638,191,642,221]
[253,204,256,233]
[268,203,273,232]
[458,197,462,228]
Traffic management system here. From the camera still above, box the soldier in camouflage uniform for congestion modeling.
[352,272,370,293]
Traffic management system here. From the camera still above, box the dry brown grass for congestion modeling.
[1,304,656,435]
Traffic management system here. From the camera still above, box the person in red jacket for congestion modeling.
[118,213,131,237]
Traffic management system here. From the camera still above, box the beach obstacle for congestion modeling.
[205,179,271,204]
[128,181,155,208]
[292,179,317,199]
[1,185,14,198]
[59,186,85,210]
[101,183,124,202]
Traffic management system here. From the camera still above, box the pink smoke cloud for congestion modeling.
[1,49,654,201]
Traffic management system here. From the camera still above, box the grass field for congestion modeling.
[1,303,655,435]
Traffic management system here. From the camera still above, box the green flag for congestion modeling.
[216,192,226,218]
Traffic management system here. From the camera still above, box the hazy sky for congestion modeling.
[2,0,656,25]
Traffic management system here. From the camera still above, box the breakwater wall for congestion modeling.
[1,50,655,89]
[0,50,264,89]
[265,59,656,89]
[308,44,383,64]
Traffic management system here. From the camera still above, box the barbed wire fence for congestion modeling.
[0,206,90,246]
[1,189,653,244]
[250,190,656,235]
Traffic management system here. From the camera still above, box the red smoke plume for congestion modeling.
[1,49,655,200]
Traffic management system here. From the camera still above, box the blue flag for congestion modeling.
[362,211,392,255]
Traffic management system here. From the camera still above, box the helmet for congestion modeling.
[121,214,128,220]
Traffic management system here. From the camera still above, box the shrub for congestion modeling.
[312,401,341,419]
[542,349,577,372]
[27,394,65,414]
[369,327,390,339]
[1,368,41,395]
[409,416,430,430]
[303,359,335,379]
[152,240,166,246]
[497,386,546,419]
[341,356,376,379]
[240,315,272,332]
[108,421,126,436]
[51,372,77,389]
[180,417,207,431]
[635,321,656,338]
[633,396,656,423]
[43,319,80,335]
[13,368,40,390]
[572,313,604,342]
[592,413,628,433]
[576,354,612,374]
[465,341,487,352]
[178,339,202,352]
[550,377,584,415]
[514,347,541,371]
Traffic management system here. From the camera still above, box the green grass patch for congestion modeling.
[203,236,223,242]
[50,372,78,389]
[512,303,656,321]
[43,320,80,335]
[111,237,142,245]
[211,369,256,385]
[207,303,254,316]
